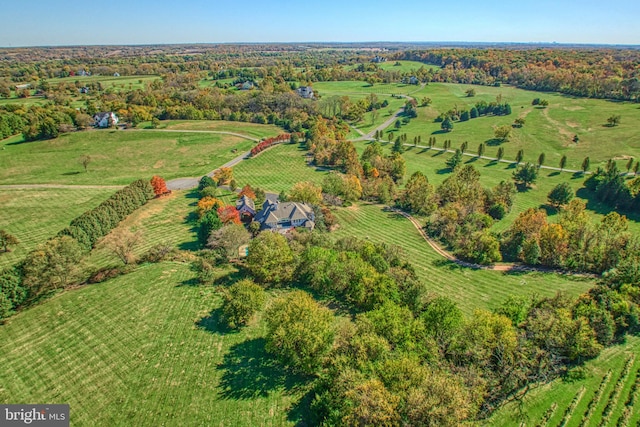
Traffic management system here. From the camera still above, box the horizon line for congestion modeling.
[2,41,640,49]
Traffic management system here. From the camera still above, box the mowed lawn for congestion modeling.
[0,262,307,426]
[488,335,640,427]
[390,82,640,170]
[86,190,200,269]
[233,143,329,193]
[141,120,283,140]
[332,203,593,315]
[0,129,262,185]
[0,187,119,270]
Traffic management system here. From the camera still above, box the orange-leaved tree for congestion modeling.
[217,206,241,224]
[197,197,225,218]
[238,184,256,200]
[151,175,169,197]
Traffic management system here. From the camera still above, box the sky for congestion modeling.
[1,0,639,47]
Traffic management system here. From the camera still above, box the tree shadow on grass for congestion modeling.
[436,168,452,175]
[62,171,80,176]
[548,171,560,177]
[576,188,640,223]
[216,338,311,400]
[484,159,499,167]
[485,138,503,147]
[185,189,200,199]
[431,149,445,157]
[196,307,235,335]
[177,277,200,287]
[430,130,450,135]
[571,172,586,180]
[465,157,479,164]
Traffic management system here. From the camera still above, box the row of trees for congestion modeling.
[0,178,156,320]
[249,133,297,157]
[58,179,155,250]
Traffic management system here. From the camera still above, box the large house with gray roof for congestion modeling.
[254,199,315,232]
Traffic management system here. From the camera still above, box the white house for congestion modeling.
[93,112,119,128]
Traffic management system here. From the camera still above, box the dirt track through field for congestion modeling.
[390,208,597,277]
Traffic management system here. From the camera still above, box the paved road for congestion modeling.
[166,149,252,191]
[393,141,589,175]
[350,84,425,142]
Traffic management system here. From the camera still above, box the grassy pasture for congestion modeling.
[143,119,282,140]
[344,60,440,73]
[44,74,160,92]
[86,190,200,269]
[376,60,440,73]
[332,203,593,315]
[0,187,118,270]
[488,335,640,427]
[0,262,306,426]
[232,143,329,193]
[387,82,640,170]
[0,130,258,185]
[313,81,428,133]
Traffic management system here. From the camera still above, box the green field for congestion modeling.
[0,75,161,106]
[376,60,440,73]
[345,60,440,73]
[86,190,199,268]
[233,143,329,193]
[488,336,640,427]
[313,80,426,98]
[145,119,282,140]
[0,187,119,269]
[0,129,261,185]
[332,203,593,315]
[387,83,640,170]
[44,74,161,92]
[0,262,306,426]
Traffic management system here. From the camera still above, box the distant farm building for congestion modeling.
[296,86,314,99]
[93,112,119,128]
[372,55,387,63]
[254,199,315,232]
[113,72,120,77]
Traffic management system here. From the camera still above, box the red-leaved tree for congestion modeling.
[217,206,241,224]
[151,175,169,197]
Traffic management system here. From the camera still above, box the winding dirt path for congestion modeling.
[390,207,597,277]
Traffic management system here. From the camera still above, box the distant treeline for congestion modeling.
[396,48,640,101]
